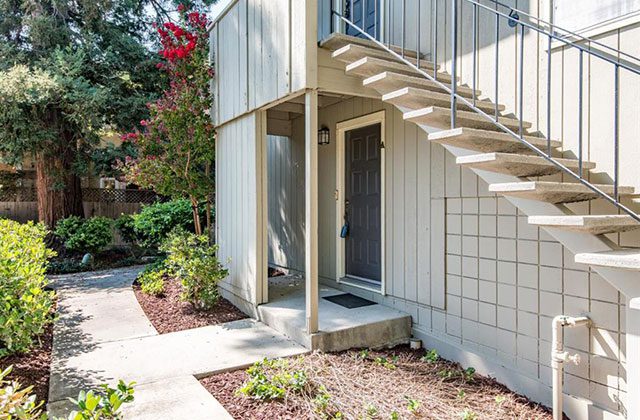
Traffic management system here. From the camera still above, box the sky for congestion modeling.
[210,0,233,22]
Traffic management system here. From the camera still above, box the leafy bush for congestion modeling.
[239,358,308,401]
[130,199,196,249]
[55,216,114,254]
[114,214,138,246]
[0,220,55,356]
[0,366,45,419]
[55,380,135,420]
[161,230,227,309]
[115,200,210,252]
[138,269,166,296]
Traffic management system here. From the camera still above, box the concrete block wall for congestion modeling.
[411,166,627,417]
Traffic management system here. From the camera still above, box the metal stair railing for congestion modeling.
[330,0,640,223]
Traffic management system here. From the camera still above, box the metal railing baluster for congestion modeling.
[578,50,583,178]
[362,0,366,33]
[495,13,499,121]
[417,0,421,69]
[472,3,477,107]
[519,24,524,138]
[402,0,406,58]
[614,65,620,202]
[547,34,552,157]
[433,0,438,80]
[451,0,458,128]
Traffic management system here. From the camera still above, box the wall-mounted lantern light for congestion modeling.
[318,126,330,146]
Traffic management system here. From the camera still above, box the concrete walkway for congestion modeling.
[47,266,307,419]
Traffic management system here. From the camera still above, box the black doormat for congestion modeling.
[323,293,376,309]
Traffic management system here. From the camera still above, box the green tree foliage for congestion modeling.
[0,0,215,227]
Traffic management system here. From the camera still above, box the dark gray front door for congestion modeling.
[346,0,381,40]
[345,123,382,283]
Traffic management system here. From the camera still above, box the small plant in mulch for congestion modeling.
[421,348,439,363]
[238,358,309,401]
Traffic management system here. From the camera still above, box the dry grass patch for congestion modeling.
[201,346,552,419]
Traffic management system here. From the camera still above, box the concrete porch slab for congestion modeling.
[258,276,412,352]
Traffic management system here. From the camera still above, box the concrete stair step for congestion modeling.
[383,87,500,113]
[456,152,594,177]
[528,215,640,235]
[332,44,435,70]
[320,32,423,59]
[405,106,530,132]
[430,128,562,155]
[346,56,453,82]
[363,72,478,98]
[575,249,640,271]
[488,181,635,204]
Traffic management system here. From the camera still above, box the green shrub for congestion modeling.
[160,230,227,309]
[0,366,46,419]
[132,199,196,249]
[114,214,138,246]
[239,358,308,401]
[55,216,114,254]
[55,380,135,420]
[0,220,55,356]
[138,269,166,296]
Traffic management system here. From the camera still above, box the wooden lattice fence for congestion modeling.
[0,188,161,223]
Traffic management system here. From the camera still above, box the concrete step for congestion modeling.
[320,32,423,59]
[332,44,435,70]
[575,249,640,271]
[429,127,561,154]
[529,215,640,235]
[456,152,594,177]
[405,106,531,132]
[488,181,635,204]
[383,87,500,113]
[257,284,411,352]
[346,56,454,83]
[363,71,478,98]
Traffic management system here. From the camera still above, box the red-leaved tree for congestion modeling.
[121,7,214,235]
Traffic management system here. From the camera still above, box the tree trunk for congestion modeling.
[36,147,84,228]
[190,197,202,235]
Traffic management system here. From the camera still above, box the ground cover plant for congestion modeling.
[201,346,553,420]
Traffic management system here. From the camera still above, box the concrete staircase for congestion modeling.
[321,33,640,295]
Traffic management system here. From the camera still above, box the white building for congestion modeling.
[210,1,640,418]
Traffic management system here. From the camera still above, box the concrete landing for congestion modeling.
[258,276,412,352]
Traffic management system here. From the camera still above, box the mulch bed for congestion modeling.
[0,317,55,405]
[133,278,247,334]
[201,346,553,420]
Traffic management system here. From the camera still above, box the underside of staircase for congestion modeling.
[321,33,640,297]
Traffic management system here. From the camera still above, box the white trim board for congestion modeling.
[335,110,387,295]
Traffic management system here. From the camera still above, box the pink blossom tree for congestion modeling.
[121,7,214,235]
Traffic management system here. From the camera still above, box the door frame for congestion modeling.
[335,110,386,295]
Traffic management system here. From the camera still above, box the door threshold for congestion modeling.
[339,276,383,294]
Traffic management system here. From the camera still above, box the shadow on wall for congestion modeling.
[267,133,305,273]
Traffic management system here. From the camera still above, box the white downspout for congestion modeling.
[551,315,591,420]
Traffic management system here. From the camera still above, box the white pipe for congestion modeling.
[551,315,591,420]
